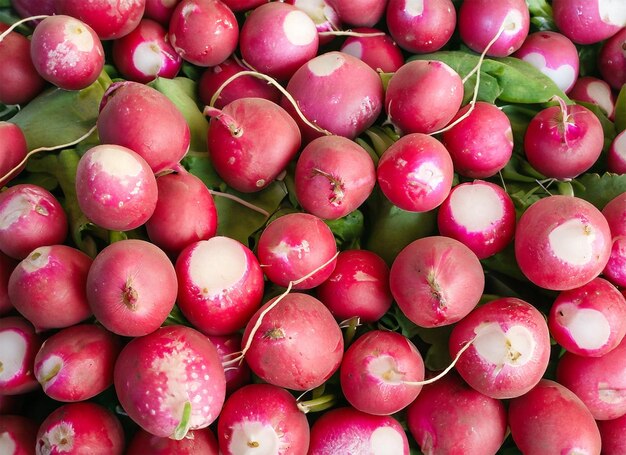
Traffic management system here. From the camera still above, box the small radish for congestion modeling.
[34,324,122,402]
[552,0,626,45]
[126,428,219,455]
[598,414,626,455]
[0,316,42,395]
[114,325,226,439]
[339,27,405,73]
[55,0,145,40]
[87,239,178,337]
[569,76,616,120]
[208,334,251,394]
[287,0,341,45]
[607,130,626,174]
[0,415,38,455]
[326,0,387,27]
[216,383,310,455]
[144,0,181,25]
[598,27,626,90]
[0,252,17,316]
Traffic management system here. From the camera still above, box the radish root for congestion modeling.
[318,30,385,38]
[0,15,49,43]
[207,190,269,217]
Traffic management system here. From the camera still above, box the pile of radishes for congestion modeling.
[1,0,626,453]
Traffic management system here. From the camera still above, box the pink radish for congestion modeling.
[598,27,626,90]
[0,316,42,395]
[287,0,341,45]
[0,415,38,455]
[114,325,226,439]
[598,414,626,455]
[87,239,178,337]
[326,0,386,27]
[569,76,616,120]
[126,428,219,455]
[0,123,28,187]
[552,0,626,45]
[601,191,626,237]
[220,0,265,12]
[175,236,264,336]
[208,334,251,394]
[604,235,626,287]
[216,383,310,454]
[607,131,626,174]
[144,0,181,25]
[339,27,405,73]
[0,252,17,316]
[55,0,145,40]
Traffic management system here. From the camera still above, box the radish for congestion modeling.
[437,180,516,259]
[316,249,392,323]
[607,130,626,174]
[175,236,264,336]
[604,235,626,287]
[144,0,181,25]
[239,2,319,81]
[0,415,38,455]
[216,383,310,454]
[548,277,626,357]
[0,184,68,260]
[390,236,485,328]
[552,0,626,45]
[36,402,125,455]
[87,239,178,337]
[208,334,251,394]
[241,292,344,391]
[385,0,456,53]
[339,27,405,73]
[97,81,191,174]
[34,324,122,402]
[0,123,28,188]
[0,316,42,395]
[75,144,158,231]
[126,428,219,455]
[168,0,239,67]
[569,76,616,120]
[448,297,551,399]
[55,0,145,40]
[220,0,265,12]
[11,0,55,18]
[111,18,182,83]
[256,213,338,290]
[598,26,626,90]
[0,252,17,316]
[9,245,92,331]
[508,379,601,455]
[376,133,454,213]
[308,407,410,455]
[598,414,626,455]
[514,195,612,291]
[114,325,226,439]
[340,330,425,415]
[406,372,507,455]
[601,191,626,237]
[326,0,387,27]
[30,15,105,91]
[286,0,341,45]
[294,135,377,220]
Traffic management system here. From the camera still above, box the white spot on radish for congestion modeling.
[598,382,626,404]
[0,432,16,455]
[271,240,310,260]
[548,219,596,266]
[0,330,27,382]
[37,355,64,389]
[449,184,504,232]
[283,10,317,46]
[404,0,424,17]
[588,81,614,116]
[63,19,95,53]
[188,238,247,298]
[229,421,281,454]
[39,422,75,454]
[521,53,576,92]
[367,355,404,384]
[354,271,378,282]
[370,426,405,455]
[89,147,143,179]
[21,247,51,273]
[614,132,626,161]
[308,53,345,77]
[598,0,626,26]
[0,191,43,230]
[408,163,445,191]
[555,305,610,350]
[256,179,266,188]
[341,41,363,59]
[473,323,535,370]
[502,10,524,35]
[133,41,164,77]
[181,2,197,18]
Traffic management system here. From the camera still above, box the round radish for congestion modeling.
[569,76,616,120]
[0,316,42,395]
[326,0,386,27]
[144,0,181,25]
[602,191,626,237]
[598,26,626,90]
[339,27,405,73]
[608,130,626,174]
[552,0,626,45]
[55,0,145,40]
[604,235,626,287]
[0,415,38,455]
[208,334,251,394]
[0,122,27,187]
[220,0,265,12]
[598,414,626,455]
[287,0,340,45]
[126,428,219,455]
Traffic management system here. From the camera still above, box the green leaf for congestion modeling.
[577,42,604,78]
[573,173,626,210]
[481,243,528,283]
[526,0,556,31]
[615,85,626,134]
[181,153,223,189]
[324,210,364,250]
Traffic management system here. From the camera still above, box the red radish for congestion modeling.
[283,51,384,141]
[604,235,626,287]
[598,414,626,455]
[168,0,239,67]
[239,2,319,81]
[390,236,485,328]
[0,252,17,316]
[146,170,218,256]
[126,428,219,455]
[569,76,616,120]
[216,383,310,455]
[55,0,145,40]
[552,0,626,45]
[36,402,125,455]
[339,27,405,73]
[437,180,516,259]
[508,379,601,455]
[376,133,454,213]
[326,0,387,27]
[441,101,514,178]
[308,407,410,455]
[384,60,464,135]
[9,245,92,331]
[598,27,626,90]
[407,373,507,455]
[0,415,38,455]
[220,0,265,12]
[0,317,42,395]
[549,278,626,357]
[294,135,376,220]
[241,292,344,391]
[0,122,28,188]
[0,184,68,260]
[114,325,226,439]
[316,249,392,323]
[206,98,301,193]
[340,330,425,415]
[608,130,626,174]
[385,0,456,53]
[514,195,612,291]
[287,0,341,45]
[111,18,182,83]
[34,324,122,402]
[601,191,626,237]
[97,81,191,174]
[256,213,338,290]
[144,0,181,25]
[449,297,551,399]
[458,0,530,57]
[0,24,46,105]
[208,334,251,394]
[12,0,55,18]
[75,144,158,231]
[175,236,264,336]
[198,57,281,110]
[87,239,178,337]
[30,15,105,91]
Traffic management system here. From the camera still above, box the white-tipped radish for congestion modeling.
[55,0,145,40]
[0,316,42,395]
[552,0,626,45]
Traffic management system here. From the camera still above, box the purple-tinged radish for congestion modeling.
[114,325,226,439]
[287,0,340,45]
[552,0,626,45]
[217,383,310,454]
[126,428,219,455]
[326,0,386,27]
[256,213,338,290]
[0,415,38,455]
[0,252,17,316]
[56,0,145,40]
[339,27,405,73]
[241,293,344,391]
[30,15,105,91]
[36,402,125,455]
[12,0,55,18]
[514,195,612,291]
[0,317,42,395]
[175,236,264,336]
[308,407,410,455]
[144,0,181,25]
[376,133,454,213]
[34,324,122,402]
[390,236,485,328]
[598,27,626,90]
[0,122,28,188]
[9,245,92,331]
[437,181,516,259]
[569,76,616,120]
[508,379,601,455]
[87,239,178,337]
[598,414,626,455]
[316,249,392,323]
[608,131,626,174]
[449,297,551,399]
[208,334,251,394]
